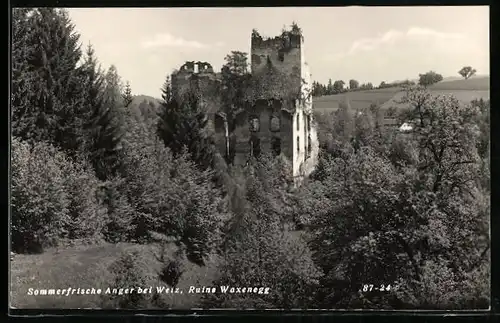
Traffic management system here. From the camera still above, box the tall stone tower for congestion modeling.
[249,28,319,185]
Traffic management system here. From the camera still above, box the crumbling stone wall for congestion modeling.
[170,27,319,185]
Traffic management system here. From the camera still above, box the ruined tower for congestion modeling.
[248,28,319,185]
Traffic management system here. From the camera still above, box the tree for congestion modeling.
[326,79,334,95]
[11,138,71,253]
[307,87,489,309]
[360,82,374,90]
[80,45,124,181]
[458,66,477,80]
[120,127,227,263]
[204,157,320,308]
[335,98,355,142]
[220,51,252,162]
[378,81,388,89]
[11,8,83,147]
[157,77,216,171]
[11,137,106,252]
[222,51,249,76]
[122,81,134,108]
[349,79,359,91]
[418,71,443,87]
[333,80,345,94]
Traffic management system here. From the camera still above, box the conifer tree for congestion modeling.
[79,45,123,181]
[157,76,215,171]
[12,8,82,145]
[122,81,134,108]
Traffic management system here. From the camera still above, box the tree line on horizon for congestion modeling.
[11,9,490,310]
[312,66,478,97]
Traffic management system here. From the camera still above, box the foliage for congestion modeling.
[103,251,152,308]
[100,178,136,243]
[122,81,134,108]
[157,81,216,171]
[418,71,443,87]
[11,138,106,252]
[204,157,321,309]
[349,79,359,90]
[308,86,489,309]
[12,8,83,148]
[333,80,346,93]
[458,66,477,80]
[80,46,124,181]
[11,138,71,253]
[120,118,227,264]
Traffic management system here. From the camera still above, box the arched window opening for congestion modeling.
[296,113,300,131]
[296,136,300,153]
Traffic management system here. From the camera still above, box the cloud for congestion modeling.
[141,33,225,50]
[406,27,463,39]
[325,27,465,60]
[348,29,404,54]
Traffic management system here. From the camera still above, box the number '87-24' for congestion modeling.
[361,284,391,292]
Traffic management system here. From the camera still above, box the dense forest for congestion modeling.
[11,8,490,309]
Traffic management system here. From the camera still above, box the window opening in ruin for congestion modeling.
[307,115,311,132]
[271,137,281,156]
[249,116,260,132]
[270,115,280,132]
[250,135,261,158]
[296,136,300,153]
[194,63,199,73]
[296,113,300,131]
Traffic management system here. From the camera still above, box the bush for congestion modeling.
[101,177,136,243]
[102,250,152,309]
[11,137,108,252]
[120,120,228,263]
[62,156,107,241]
[11,138,71,253]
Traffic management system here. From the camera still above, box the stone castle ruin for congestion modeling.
[171,25,319,185]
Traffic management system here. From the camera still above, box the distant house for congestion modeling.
[399,122,413,132]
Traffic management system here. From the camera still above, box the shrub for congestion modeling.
[11,138,71,253]
[61,156,107,241]
[11,137,109,252]
[102,250,151,309]
[101,177,136,243]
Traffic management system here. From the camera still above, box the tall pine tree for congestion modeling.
[157,77,215,171]
[122,81,133,108]
[79,45,123,181]
[12,8,82,145]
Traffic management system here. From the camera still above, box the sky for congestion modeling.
[67,6,490,98]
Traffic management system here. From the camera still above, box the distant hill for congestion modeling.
[313,76,490,113]
[127,95,162,122]
[380,76,490,111]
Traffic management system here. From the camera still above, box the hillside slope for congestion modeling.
[380,76,490,110]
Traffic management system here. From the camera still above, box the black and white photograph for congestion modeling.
[10,6,490,310]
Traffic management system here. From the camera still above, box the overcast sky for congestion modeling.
[67,6,489,98]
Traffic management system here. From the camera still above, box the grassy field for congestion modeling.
[312,87,402,113]
[380,77,490,110]
[313,76,490,113]
[10,241,221,309]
